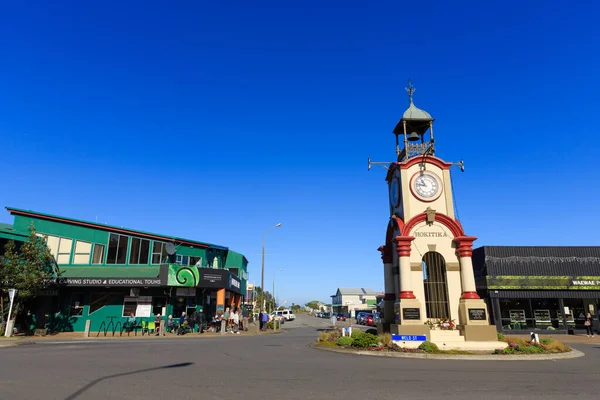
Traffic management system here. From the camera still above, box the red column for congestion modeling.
[395,236,416,299]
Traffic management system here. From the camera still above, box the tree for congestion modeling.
[253,286,276,313]
[305,300,321,311]
[0,224,55,334]
[291,304,302,313]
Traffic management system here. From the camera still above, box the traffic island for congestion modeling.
[312,329,582,360]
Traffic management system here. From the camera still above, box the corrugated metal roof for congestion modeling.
[337,288,378,295]
[488,290,600,299]
[473,246,600,276]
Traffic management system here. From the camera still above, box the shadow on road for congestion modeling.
[64,362,193,400]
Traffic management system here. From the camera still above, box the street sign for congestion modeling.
[8,289,17,301]
[392,334,427,341]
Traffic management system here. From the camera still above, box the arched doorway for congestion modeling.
[422,252,450,319]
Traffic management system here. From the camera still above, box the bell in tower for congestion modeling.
[393,80,435,161]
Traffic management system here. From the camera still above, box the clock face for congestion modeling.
[389,178,400,207]
[412,172,441,200]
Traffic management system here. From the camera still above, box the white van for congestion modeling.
[279,309,295,321]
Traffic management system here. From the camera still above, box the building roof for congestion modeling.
[473,246,600,276]
[402,101,433,121]
[6,207,228,250]
[335,288,379,295]
[0,223,29,241]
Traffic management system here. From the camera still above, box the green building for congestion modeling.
[1,207,248,334]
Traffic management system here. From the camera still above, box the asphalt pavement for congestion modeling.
[1,314,599,399]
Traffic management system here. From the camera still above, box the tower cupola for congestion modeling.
[393,80,435,161]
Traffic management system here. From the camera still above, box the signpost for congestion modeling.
[4,289,17,337]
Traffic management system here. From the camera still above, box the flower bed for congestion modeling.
[494,335,571,355]
[315,330,572,355]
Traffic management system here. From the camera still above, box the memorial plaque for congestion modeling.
[402,308,421,320]
[468,308,487,321]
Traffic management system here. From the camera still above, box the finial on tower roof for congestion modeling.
[405,79,415,104]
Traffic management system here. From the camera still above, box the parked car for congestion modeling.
[278,309,295,321]
[356,312,368,325]
[336,314,346,321]
[372,312,382,325]
[365,313,375,326]
[315,312,322,318]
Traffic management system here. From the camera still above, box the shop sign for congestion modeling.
[49,278,163,287]
[165,265,200,287]
[487,276,600,290]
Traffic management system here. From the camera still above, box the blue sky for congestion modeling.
[1,1,599,306]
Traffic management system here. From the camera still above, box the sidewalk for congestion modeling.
[507,333,600,345]
[1,325,285,345]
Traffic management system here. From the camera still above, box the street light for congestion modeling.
[261,223,281,312]
[272,268,283,311]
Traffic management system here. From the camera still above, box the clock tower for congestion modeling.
[376,81,499,349]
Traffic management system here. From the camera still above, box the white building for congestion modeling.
[330,288,381,317]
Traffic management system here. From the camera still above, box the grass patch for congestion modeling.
[495,336,571,355]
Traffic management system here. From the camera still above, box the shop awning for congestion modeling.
[489,290,600,299]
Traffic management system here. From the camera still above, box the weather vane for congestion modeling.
[405,79,415,103]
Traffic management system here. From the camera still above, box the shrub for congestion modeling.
[418,341,439,353]
[365,328,378,335]
[379,333,392,348]
[352,332,379,348]
[539,338,554,345]
[318,332,329,343]
[337,336,354,346]
[351,330,364,339]
[497,332,505,341]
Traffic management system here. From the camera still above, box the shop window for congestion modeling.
[92,244,105,264]
[129,237,150,265]
[151,242,168,264]
[499,299,534,330]
[73,240,92,264]
[531,299,562,329]
[563,299,586,329]
[107,233,129,264]
[122,296,153,317]
[44,235,73,264]
[69,293,86,317]
[173,291,196,318]
[152,297,166,316]
[89,292,124,314]
[175,255,189,266]
[189,257,202,267]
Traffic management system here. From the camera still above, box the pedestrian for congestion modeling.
[177,312,186,335]
[154,314,161,335]
[232,310,240,334]
[585,312,594,337]
[197,307,205,334]
[258,311,264,330]
[242,307,250,332]
[261,310,269,331]
[221,308,229,335]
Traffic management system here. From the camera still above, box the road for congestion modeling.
[1,314,599,399]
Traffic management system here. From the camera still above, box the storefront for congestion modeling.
[473,246,600,334]
[4,207,248,334]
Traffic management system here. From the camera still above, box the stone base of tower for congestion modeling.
[394,299,424,325]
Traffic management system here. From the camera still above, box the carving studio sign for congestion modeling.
[49,278,163,287]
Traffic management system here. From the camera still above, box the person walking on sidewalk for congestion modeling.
[585,312,594,337]
[242,307,250,332]
[232,310,240,334]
